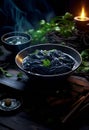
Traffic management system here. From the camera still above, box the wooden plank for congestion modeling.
[0,112,50,130]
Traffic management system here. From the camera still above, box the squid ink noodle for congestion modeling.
[22,49,75,75]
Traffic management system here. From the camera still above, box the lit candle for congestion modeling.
[74,7,89,31]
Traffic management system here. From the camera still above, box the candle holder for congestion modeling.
[74,16,89,31]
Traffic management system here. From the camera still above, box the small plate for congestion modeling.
[0,96,22,112]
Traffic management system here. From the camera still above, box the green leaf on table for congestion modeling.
[81,49,89,61]
[17,72,23,79]
[76,49,89,73]
[0,67,13,77]
[4,72,13,77]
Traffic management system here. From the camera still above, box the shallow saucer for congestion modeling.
[0,95,22,112]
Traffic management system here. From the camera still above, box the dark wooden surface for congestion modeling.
[0,45,89,130]
[0,78,89,130]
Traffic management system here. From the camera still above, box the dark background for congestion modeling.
[0,0,89,36]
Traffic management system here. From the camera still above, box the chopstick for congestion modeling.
[71,95,85,108]
[62,92,89,123]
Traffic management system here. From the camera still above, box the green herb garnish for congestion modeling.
[77,49,89,73]
[27,12,75,44]
[42,59,51,67]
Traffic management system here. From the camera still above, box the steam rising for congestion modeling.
[0,0,55,33]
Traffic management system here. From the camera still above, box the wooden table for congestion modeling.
[0,76,89,130]
[0,46,89,130]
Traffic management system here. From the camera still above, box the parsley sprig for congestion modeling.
[42,59,51,67]
[0,67,13,77]
[27,12,75,44]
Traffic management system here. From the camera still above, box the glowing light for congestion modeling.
[80,7,86,20]
[16,55,23,63]
[74,6,89,22]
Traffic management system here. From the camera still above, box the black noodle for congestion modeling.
[22,49,75,75]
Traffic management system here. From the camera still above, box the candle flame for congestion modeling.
[80,7,86,18]
[74,6,89,22]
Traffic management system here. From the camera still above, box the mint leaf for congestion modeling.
[42,59,51,67]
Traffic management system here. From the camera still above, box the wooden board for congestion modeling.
[0,45,29,90]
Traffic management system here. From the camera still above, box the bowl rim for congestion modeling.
[15,43,82,78]
[1,31,32,46]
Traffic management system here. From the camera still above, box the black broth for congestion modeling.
[22,49,75,75]
[5,36,28,45]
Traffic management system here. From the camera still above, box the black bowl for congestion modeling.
[1,31,32,53]
[15,43,82,79]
